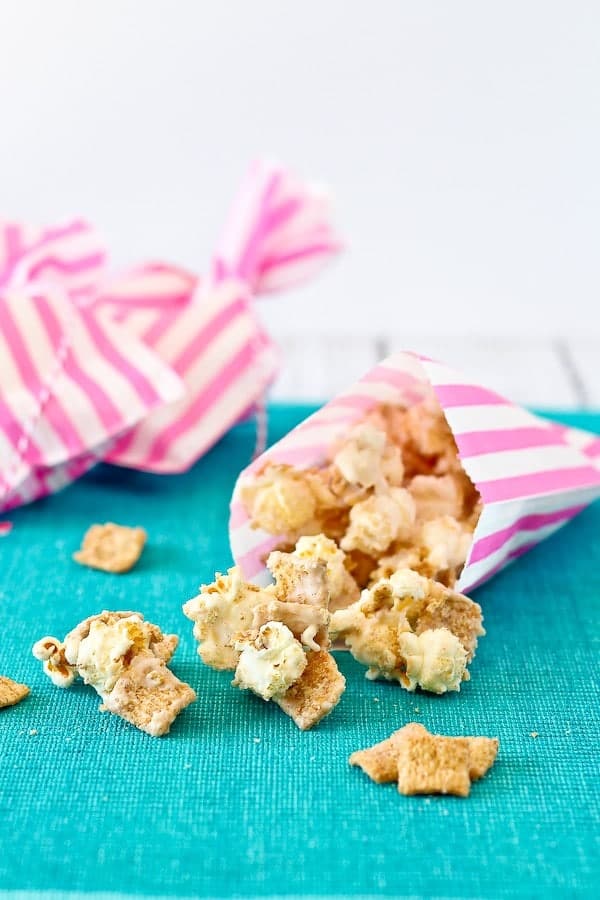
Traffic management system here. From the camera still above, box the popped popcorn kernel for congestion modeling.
[397,628,467,694]
[420,515,472,578]
[32,637,76,688]
[333,424,404,490]
[33,611,195,737]
[408,474,464,522]
[331,569,482,691]
[233,622,308,700]
[240,465,318,536]
[183,567,268,671]
[341,488,416,557]
[404,399,457,462]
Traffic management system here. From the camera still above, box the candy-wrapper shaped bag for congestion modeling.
[0,221,183,513]
[94,160,341,472]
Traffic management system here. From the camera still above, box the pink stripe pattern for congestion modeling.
[97,161,341,473]
[230,350,600,595]
[0,278,183,512]
[0,219,106,301]
[468,506,586,564]
[1,160,340,507]
[213,159,342,295]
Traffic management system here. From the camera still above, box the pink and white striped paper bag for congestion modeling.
[229,352,600,593]
[0,282,183,514]
[95,160,341,473]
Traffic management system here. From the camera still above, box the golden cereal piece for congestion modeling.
[275,650,346,730]
[396,730,472,797]
[466,736,500,781]
[349,723,427,783]
[73,523,146,574]
[0,675,30,708]
[350,724,499,787]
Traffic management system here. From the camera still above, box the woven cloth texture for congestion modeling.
[1,405,599,900]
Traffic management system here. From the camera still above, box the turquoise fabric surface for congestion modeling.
[1,405,599,900]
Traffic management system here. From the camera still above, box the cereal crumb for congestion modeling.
[253,737,261,744]
[28,728,38,736]
[530,731,539,738]
[0,675,30,708]
[373,697,380,702]
[73,523,146,574]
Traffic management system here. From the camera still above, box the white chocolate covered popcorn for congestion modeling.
[420,516,472,575]
[333,424,404,490]
[184,547,346,729]
[293,534,360,610]
[341,488,416,557]
[33,611,195,736]
[408,474,464,522]
[182,567,269,671]
[32,636,77,688]
[240,465,318,535]
[404,398,456,460]
[389,568,428,600]
[233,622,307,700]
[331,569,483,691]
[397,628,468,693]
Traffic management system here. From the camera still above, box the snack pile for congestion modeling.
[239,399,482,599]
[183,548,346,730]
[32,611,196,736]
[231,353,600,596]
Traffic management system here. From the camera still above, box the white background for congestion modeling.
[0,1,598,372]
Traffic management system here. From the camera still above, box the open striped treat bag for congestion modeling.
[230,352,600,604]
[1,161,340,513]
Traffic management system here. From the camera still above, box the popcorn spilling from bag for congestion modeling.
[231,352,600,596]
[0,160,341,513]
[238,398,482,601]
